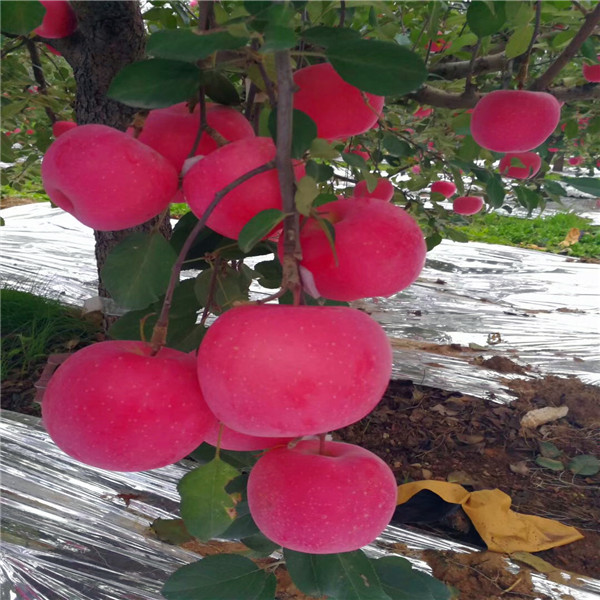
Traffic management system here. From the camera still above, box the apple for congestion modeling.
[411,165,421,174]
[293,63,384,140]
[203,419,293,451]
[41,124,179,231]
[583,57,600,82]
[35,0,77,39]
[430,180,457,198]
[413,107,434,119]
[42,341,214,471]
[568,156,584,166]
[471,90,561,152]
[247,440,397,554]
[52,120,77,137]
[499,152,542,179]
[197,305,392,437]
[346,145,370,161]
[352,177,394,202]
[134,102,255,173]
[453,196,484,215]
[282,198,426,301]
[183,137,304,240]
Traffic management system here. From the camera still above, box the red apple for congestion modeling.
[293,63,384,140]
[42,341,214,471]
[583,57,600,82]
[42,124,179,231]
[134,102,255,173]
[453,196,484,215]
[499,152,542,179]
[431,180,457,198]
[568,156,584,166]
[183,137,304,239]
[346,145,370,161]
[413,107,434,119]
[203,419,293,451]
[52,120,77,137]
[197,305,392,437]
[411,165,421,175]
[247,440,397,554]
[35,0,77,39]
[352,177,394,202]
[471,90,561,152]
[282,198,426,301]
[44,43,62,56]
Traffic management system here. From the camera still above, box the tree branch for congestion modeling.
[429,52,507,80]
[25,39,57,123]
[530,2,600,90]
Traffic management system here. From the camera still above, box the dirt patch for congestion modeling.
[477,355,531,375]
[0,196,37,209]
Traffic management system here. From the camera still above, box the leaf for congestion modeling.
[510,552,558,574]
[220,504,261,540]
[309,138,340,161]
[505,25,534,59]
[240,533,281,557]
[284,549,389,600]
[268,109,318,159]
[539,441,562,459]
[108,59,200,109]
[162,555,277,600]
[194,264,253,314]
[514,186,540,213]
[568,455,600,476]
[342,152,368,171]
[486,176,505,208]
[101,233,176,310]
[467,1,506,37]
[295,176,320,216]
[305,159,335,182]
[146,29,249,63]
[426,233,443,251]
[178,457,241,541]
[326,40,428,96]
[1,134,15,163]
[372,555,454,600]
[382,133,412,157]
[238,209,285,253]
[189,443,260,470]
[200,70,240,105]
[1,1,45,35]
[535,456,564,471]
[254,259,282,289]
[543,180,566,197]
[301,26,361,47]
[560,177,600,196]
[580,38,597,62]
[451,113,471,136]
[151,518,194,546]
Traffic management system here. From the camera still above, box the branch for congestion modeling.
[430,52,507,80]
[530,2,600,90]
[517,0,542,88]
[25,39,57,124]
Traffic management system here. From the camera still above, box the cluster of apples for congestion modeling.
[41,61,432,555]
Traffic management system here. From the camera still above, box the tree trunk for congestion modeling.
[56,1,172,299]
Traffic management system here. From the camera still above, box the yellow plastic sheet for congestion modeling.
[397,481,584,553]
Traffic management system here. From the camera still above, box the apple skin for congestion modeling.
[197,305,392,437]
[35,0,77,38]
[134,102,255,173]
[430,180,457,198]
[280,198,426,302]
[293,63,384,140]
[41,124,179,231]
[202,419,293,451]
[471,90,561,152]
[453,196,484,216]
[568,156,584,166]
[183,137,305,240]
[499,152,542,179]
[42,341,214,472]
[247,440,398,554]
[352,178,394,202]
[582,58,600,82]
[52,120,77,138]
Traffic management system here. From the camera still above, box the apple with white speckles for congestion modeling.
[203,418,293,451]
[42,340,213,471]
[197,305,392,437]
[352,177,394,202]
[247,439,398,553]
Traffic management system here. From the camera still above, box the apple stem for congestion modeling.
[149,161,275,354]
[198,256,222,326]
[215,423,224,459]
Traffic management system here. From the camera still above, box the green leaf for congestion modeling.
[568,455,600,476]
[301,25,361,47]
[426,233,443,251]
[262,24,297,51]
[151,518,194,546]
[244,1,272,16]
[189,443,260,470]
[580,38,597,62]
[305,159,335,182]
[147,29,249,63]
[563,120,578,139]
[1,134,15,163]
[372,555,454,600]
[326,40,428,96]
[539,441,563,459]
[451,113,471,136]
[268,109,318,159]
[467,1,506,37]
[238,209,285,253]
[309,138,340,161]
[254,259,282,289]
[560,177,600,196]
[101,233,177,310]
[284,549,389,600]
[108,59,200,109]
[514,187,540,213]
[536,456,564,471]
[240,533,281,557]
[162,555,277,600]
[543,180,566,197]
[194,264,253,314]
[505,25,534,58]
[486,176,505,208]
[220,505,261,540]
[200,70,240,105]
[342,152,368,171]
[382,133,412,157]
[295,176,320,216]
[446,229,469,243]
[1,2,45,35]
[457,136,480,162]
[178,457,241,541]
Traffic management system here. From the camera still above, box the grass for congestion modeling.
[458,212,600,258]
[0,181,50,205]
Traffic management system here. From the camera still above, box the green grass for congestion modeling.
[457,212,600,258]
[1,179,50,203]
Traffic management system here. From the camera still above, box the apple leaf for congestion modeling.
[240,533,281,557]
[301,25,361,47]
[486,176,505,208]
[426,233,443,251]
[194,263,254,314]
[189,443,260,469]
[200,70,240,105]
[536,456,564,471]
[162,555,277,600]
[284,549,389,600]
[467,1,506,38]
[254,259,283,289]
[505,25,534,59]
[295,176,320,216]
[382,134,413,158]
[543,180,566,197]
[101,232,176,310]
[306,159,335,182]
[238,209,285,253]
[568,455,600,476]
[147,29,249,63]
[1,2,45,35]
[220,502,262,540]
[151,518,194,546]
[539,441,563,459]
[178,457,241,541]
[268,109,318,159]
[560,177,600,197]
[108,59,200,109]
[326,39,428,96]
[1,134,15,163]
[371,555,454,600]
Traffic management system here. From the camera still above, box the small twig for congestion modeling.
[517,0,543,88]
[411,15,430,52]
[257,60,277,107]
[464,40,482,95]
[338,0,346,27]
[1,37,26,58]
[572,0,589,16]
[25,38,57,124]
[199,256,222,326]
